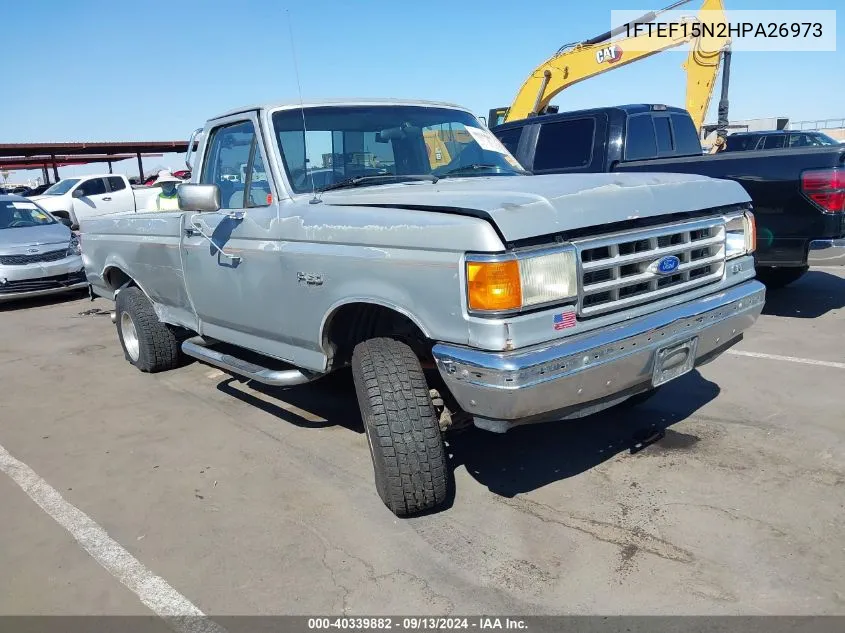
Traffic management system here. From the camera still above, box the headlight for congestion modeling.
[725,210,756,260]
[67,234,81,256]
[466,248,577,313]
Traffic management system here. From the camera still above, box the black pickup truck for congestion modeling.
[492,105,845,287]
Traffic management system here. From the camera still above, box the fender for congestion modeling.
[319,295,433,358]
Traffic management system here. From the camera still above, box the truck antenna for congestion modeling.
[286,9,320,204]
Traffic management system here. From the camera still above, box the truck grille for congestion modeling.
[574,217,727,317]
[0,249,68,265]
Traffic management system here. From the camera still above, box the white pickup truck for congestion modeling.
[30,174,161,228]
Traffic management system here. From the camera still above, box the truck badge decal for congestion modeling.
[297,272,324,287]
[553,311,577,331]
[596,45,623,65]
[649,255,681,275]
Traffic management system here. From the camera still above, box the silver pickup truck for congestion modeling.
[81,98,765,516]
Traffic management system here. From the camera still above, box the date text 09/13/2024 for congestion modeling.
[307,617,528,630]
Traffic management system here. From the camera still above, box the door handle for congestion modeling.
[184,226,200,237]
[102,196,112,201]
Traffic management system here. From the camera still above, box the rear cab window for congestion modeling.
[669,113,702,155]
[762,135,786,150]
[654,116,673,153]
[726,135,756,151]
[107,176,126,192]
[625,114,658,160]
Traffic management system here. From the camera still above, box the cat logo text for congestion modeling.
[596,45,623,64]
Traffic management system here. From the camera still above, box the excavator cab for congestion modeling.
[487,105,559,128]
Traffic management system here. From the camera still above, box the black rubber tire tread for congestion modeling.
[115,286,181,373]
[351,337,448,517]
[756,266,808,289]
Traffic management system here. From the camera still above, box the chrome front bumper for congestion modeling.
[433,280,766,431]
[807,239,845,266]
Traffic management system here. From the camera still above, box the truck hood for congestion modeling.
[0,223,72,253]
[321,173,750,242]
[29,195,67,212]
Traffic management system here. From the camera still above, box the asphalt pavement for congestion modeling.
[1,269,844,618]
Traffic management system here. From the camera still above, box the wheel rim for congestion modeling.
[120,311,140,362]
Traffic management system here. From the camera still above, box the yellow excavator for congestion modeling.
[489,0,731,139]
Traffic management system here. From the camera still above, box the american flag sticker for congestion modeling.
[553,311,577,330]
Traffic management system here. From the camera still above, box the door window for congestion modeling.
[107,176,126,192]
[201,120,270,209]
[494,127,522,157]
[77,178,107,197]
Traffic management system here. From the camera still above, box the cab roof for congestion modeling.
[208,98,469,122]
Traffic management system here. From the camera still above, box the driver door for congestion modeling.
[181,114,278,341]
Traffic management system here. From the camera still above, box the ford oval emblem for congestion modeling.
[651,255,680,275]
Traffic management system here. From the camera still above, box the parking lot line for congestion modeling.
[727,349,845,369]
[0,443,226,633]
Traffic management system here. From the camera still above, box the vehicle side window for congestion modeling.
[654,116,673,153]
[77,178,107,197]
[789,133,819,148]
[533,118,595,170]
[624,115,658,161]
[670,114,702,155]
[107,176,126,192]
[762,135,786,150]
[494,127,522,157]
[726,135,753,151]
[200,120,269,209]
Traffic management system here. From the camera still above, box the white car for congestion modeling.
[29,174,161,229]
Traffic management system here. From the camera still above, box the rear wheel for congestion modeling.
[351,337,449,517]
[115,287,182,373]
[756,266,808,289]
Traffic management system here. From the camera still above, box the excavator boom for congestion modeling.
[498,0,729,131]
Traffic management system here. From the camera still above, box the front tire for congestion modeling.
[115,286,181,373]
[351,337,449,517]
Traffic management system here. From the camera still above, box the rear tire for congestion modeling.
[756,266,808,289]
[115,286,181,373]
[351,337,448,517]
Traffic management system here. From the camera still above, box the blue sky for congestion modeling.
[2,0,842,182]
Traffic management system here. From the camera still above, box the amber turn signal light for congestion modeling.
[466,260,522,312]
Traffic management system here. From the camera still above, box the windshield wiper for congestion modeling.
[438,163,525,178]
[318,174,437,193]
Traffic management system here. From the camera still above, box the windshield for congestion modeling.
[0,200,57,229]
[42,179,80,195]
[272,105,527,193]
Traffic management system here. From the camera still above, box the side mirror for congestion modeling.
[177,183,221,213]
[56,216,74,228]
[72,189,84,198]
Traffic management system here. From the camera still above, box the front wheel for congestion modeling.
[351,337,449,517]
[115,286,182,373]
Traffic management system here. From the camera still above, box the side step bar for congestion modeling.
[181,336,319,387]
